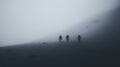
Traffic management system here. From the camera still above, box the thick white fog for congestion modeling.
[0,0,118,46]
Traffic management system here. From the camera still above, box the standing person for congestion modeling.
[59,35,62,42]
[66,35,70,42]
[78,35,81,42]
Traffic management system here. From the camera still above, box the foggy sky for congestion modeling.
[0,0,118,46]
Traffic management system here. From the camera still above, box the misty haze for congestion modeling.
[0,0,119,46]
[0,0,120,66]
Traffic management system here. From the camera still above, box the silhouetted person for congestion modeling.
[78,35,81,42]
[59,35,62,42]
[66,35,70,42]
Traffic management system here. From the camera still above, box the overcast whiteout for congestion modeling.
[0,0,119,46]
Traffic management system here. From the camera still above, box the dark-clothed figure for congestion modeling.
[66,35,70,42]
[59,35,62,42]
[78,35,81,42]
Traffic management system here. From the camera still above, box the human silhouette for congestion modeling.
[78,35,81,42]
[66,35,70,42]
[59,35,62,42]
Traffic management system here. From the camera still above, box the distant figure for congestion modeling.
[66,35,70,42]
[42,42,47,44]
[78,35,81,42]
[59,35,62,42]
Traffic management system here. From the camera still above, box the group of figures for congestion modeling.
[59,35,81,42]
